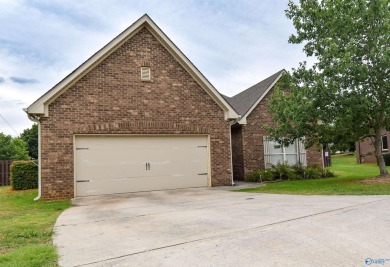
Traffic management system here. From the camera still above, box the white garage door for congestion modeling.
[75,136,209,197]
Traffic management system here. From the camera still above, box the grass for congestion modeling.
[0,187,71,267]
[236,154,390,195]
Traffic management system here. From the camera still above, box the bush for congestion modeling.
[291,163,305,177]
[245,162,336,183]
[289,163,305,180]
[245,170,275,182]
[287,170,304,180]
[304,165,322,179]
[384,153,390,166]
[321,168,335,178]
[10,161,38,190]
[270,162,291,180]
[245,171,261,182]
[257,170,275,181]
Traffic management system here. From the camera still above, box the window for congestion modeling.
[263,137,307,168]
[141,67,151,80]
[382,135,388,151]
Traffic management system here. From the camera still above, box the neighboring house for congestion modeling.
[356,130,389,164]
[224,71,323,180]
[26,14,323,200]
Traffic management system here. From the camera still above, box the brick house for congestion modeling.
[26,15,323,199]
[356,130,389,164]
[224,70,324,180]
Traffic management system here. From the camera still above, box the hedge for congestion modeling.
[245,162,335,182]
[10,161,38,190]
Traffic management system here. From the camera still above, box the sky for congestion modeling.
[0,0,311,137]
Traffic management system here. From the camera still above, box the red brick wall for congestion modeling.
[306,145,324,167]
[39,27,232,199]
[356,129,389,164]
[238,88,323,178]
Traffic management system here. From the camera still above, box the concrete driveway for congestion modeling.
[54,185,390,267]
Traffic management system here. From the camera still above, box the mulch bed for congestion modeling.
[359,175,390,185]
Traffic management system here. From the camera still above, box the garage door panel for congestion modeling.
[75,136,209,197]
[148,160,207,175]
[76,166,144,181]
[77,152,207,181]
[77,162,207,181]
[77,136,207,149]
[76,149,147,179]
[147,147,207,162]
[77,173,208,196]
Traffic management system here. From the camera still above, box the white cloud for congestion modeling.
[0,0,311,136]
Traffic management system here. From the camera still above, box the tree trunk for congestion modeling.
[374,127,389,176]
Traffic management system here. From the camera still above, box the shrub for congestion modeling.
[270,162,291,180]
[321,168,335,178]
[245,170,275,182]
[257,170,274,181]
[244,171,261,182]
[384,153,390,166]
[10,161,38,190]
[290,163,306,180]
[246,162,336,183]
[291,163,305,177]
[287,170,305,180]
[304,165,322,179]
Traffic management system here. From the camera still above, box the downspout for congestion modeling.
[25,111,41,201]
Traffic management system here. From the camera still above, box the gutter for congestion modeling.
[25,109,41,201]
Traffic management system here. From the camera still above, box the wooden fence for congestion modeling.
[0,160,13,186]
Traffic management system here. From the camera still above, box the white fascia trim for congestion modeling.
[237,70,286,125]
[27,16,148,116]
[26,15,238,120]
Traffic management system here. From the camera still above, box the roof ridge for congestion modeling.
[230,69,284,99]
[26,14,238,120]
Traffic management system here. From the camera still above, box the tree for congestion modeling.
[0,133,29,160]
[266,0,389,176]
[20,124,38,159]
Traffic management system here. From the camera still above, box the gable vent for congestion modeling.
[141,67,151,80]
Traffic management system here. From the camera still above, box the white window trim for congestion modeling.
[263,137,307,168]
[382,135,388,151]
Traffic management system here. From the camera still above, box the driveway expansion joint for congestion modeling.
[70,196,390,267]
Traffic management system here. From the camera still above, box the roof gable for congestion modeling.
[226,70,285,124]
[26,14,238,120]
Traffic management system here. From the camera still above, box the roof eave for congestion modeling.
[144,20,238,120]
[236,70,286,125]
[26,14,238,120]
[27,15,149,116]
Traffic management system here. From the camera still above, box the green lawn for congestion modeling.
[0,187,71,267]
[236,154,390,195]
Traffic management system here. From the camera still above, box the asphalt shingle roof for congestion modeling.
[225,70,284,116]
